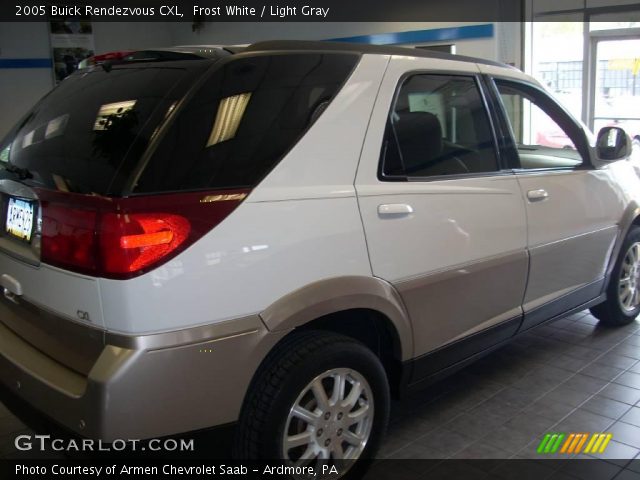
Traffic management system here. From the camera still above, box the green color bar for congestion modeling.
[544,434,560,454]
[550,433,565,453]
[537,434,552,454]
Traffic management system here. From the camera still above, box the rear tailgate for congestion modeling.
[0,60,212,373]
[0,181,104,375]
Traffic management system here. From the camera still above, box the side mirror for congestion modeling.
[596,126,632,161]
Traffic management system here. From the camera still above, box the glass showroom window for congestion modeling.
[529,20,585,122]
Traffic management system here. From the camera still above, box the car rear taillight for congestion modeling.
[100,212,191,274]
[38,189,249,279]
[41,204,98,272]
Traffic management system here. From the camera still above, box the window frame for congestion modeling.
[486,76,594,173]
[378,70,510,183]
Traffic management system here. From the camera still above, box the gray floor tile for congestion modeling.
[596,353,638,370]
[563,373,610,394]
[581,363,626,382]
[582,395,633,420]
[545,354,593,373]
[611,345,640,360]
[413,427,475,457]
[379,435,414,458]
[482,425,539,454]
[425,460,490,480]
[609,422,640,448]
[492,459,558,480]
[502,413,556,437]
[587,440,638,466]
[453,440,512,460]
[490,387,541,410]
[470,397,523,421]
[561,459,623,480]
[564,344,604,361]
[620,407,640,427]
[629,457,640,473]
[623,336,640,347]
[546,470,585,480]
[544,384,594,407]
[613,470,640,480]
[446,412,508,439]
[615,372,640,390]
[554,408,615,433]
[601,384,640,405]
[524,397,578,422]
[389,441,447,460]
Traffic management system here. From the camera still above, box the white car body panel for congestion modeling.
[98,197,372,333]
[354,56,529,355]
[516,168,624,310]
[0,259,103,327]
[97,55,391,334]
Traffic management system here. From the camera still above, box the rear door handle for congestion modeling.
[378,204,414,217]
[527,189,549,202]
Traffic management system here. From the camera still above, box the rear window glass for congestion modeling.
[133,52,359,194]
[0,62,209,195]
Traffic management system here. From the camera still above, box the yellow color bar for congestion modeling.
[584,434,599,454]
[591,433,607,453]
[598,434,613,454]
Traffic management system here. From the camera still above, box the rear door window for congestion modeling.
[134,53,359,193]
[381,74,499,179]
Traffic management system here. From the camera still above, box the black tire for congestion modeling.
[234,331,390,476]
[590,225,640,326]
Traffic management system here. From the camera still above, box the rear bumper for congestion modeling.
[0,304,285,441]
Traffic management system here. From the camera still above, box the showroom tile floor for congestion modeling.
[1,310,640,477]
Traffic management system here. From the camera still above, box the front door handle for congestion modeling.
[527,189,549,202]
[378,204,414,217]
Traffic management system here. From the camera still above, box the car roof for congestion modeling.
[242,40,516,70]
[108,40,517,72]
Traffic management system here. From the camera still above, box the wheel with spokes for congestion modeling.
[235,331,389,477]
[591,226,640,326]
[283,368,374,463]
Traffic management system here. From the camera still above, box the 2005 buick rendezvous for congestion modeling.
[0,41,638,470]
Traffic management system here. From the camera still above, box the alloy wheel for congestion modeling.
[619,242,640,312]
[282,368,374,466]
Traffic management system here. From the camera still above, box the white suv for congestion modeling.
[0,41,638,467]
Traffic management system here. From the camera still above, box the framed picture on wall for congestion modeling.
[49,18,94,83]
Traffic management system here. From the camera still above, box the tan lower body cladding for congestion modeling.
[395,250,529,358]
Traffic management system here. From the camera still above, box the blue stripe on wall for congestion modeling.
[0,58,52,69]
[0,24,493,69]
[331,24,494,45]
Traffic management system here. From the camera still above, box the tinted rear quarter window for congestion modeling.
[134,52,359,193]
[2,62,208,195]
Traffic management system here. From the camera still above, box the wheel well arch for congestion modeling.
[261,307,407,398]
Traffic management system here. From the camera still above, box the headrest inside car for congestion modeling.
[394,111,443,173]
